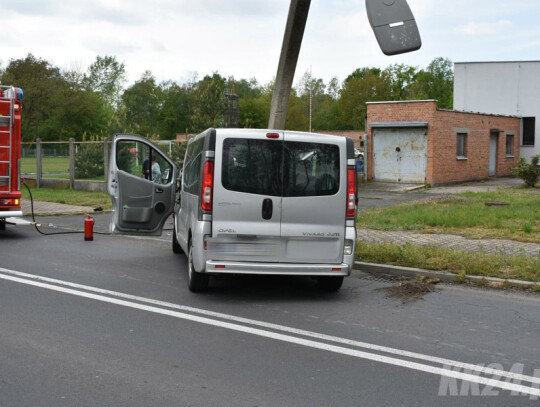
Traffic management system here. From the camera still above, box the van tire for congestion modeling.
[172,224,183,254]
[188,239,209,292]
[317,276,344,291]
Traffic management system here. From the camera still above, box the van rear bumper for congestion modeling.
[205,261,351,276]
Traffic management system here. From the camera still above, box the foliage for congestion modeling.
[82,55,126,108]
[121,71,162,137]
[159,81,192,139]
[1,54,64,141]
[408,57,454,109]
[41,82,109,141]
[75,142,104,179]
[239,95,270,128]
[170,141,187,169]
[512,155,540,187]
[2,54,455,139]
[384,63,418,100]
[190,72,228,132]
[338,68,391,129]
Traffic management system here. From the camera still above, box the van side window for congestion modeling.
[283,142,340,197]
[183,138,204,194]
[222,138,283,196]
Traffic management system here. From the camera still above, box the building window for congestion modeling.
[457,133,467,158]
[506,134,514,156]
[523,117,535,146]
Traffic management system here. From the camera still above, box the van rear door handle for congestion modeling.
[262,198,273,220]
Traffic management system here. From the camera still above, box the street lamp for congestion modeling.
[268,0,421,130]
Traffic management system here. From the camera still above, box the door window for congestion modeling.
[221,138,283,196]
[116,140,173,185]
[283,142,340,197]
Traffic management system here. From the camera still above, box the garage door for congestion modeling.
[373,127,427,183]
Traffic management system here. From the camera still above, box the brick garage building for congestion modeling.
[366,100,521,185]
[316,130,365,149]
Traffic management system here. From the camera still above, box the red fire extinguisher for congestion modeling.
[84,214,94,241]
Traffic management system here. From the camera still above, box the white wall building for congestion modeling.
[454,61,539,162]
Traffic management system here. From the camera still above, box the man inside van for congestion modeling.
[151,157,161,183]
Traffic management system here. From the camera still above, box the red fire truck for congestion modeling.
[0,85,23,230]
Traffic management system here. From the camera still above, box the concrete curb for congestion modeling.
[353,261,540,289]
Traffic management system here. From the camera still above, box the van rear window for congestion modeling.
[222,138,283,196]
[222,138,340,197]
[283,142,340,197]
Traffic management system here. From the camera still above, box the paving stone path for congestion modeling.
[358,228,540,258]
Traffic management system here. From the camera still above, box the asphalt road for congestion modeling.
[1,221,540,406]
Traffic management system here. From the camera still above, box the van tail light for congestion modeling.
[201,160,214,212]
[346,168,356,218]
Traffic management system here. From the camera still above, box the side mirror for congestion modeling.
[366,0,421,55]
[162,168,170,183]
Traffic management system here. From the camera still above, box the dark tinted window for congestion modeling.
[284,142,340,197]
[523,117,535,146]
[222,138,283,196]
[183,137,204,194]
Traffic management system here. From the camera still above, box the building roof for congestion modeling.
[366,100,437,105]
[455,60,540,65]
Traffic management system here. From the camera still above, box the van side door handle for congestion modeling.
[262,198,273,220]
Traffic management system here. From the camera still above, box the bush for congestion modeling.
[512,155,540,187]
[170,141,187,169]
[75,143,104,179]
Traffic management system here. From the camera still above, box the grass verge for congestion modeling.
[357,190,540,243]
[21,187,112,210]
[21,157,70,174]
[356,241,540,283]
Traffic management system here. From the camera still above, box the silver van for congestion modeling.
[108,129,357,292]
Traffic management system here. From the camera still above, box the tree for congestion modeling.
[159,81,192,139]
[409,57,454,109]
[121,71,162,137]
[190,73,228,132]
[384,63,418,100]
[1,54,64,141]
[38,84,108,141]
[338,68,392,129]
[285,89,308,131]
[83,55,126,108]
[226,77,262,99]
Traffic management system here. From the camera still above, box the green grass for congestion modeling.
[357,190,540,243]
[21,157,70,174]
[356,241,540,283]
[22,157,106,180]
[21,187,112,210]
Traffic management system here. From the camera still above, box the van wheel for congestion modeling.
[172,224,183,254]
[188,239,209,292]
[317,276,344,291]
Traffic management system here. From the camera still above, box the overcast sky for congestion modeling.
[1,0,539,87]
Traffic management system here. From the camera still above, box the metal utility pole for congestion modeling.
[268,0,311,130]
[268,0,421,130]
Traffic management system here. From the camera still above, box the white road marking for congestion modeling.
[0,267,539,396]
